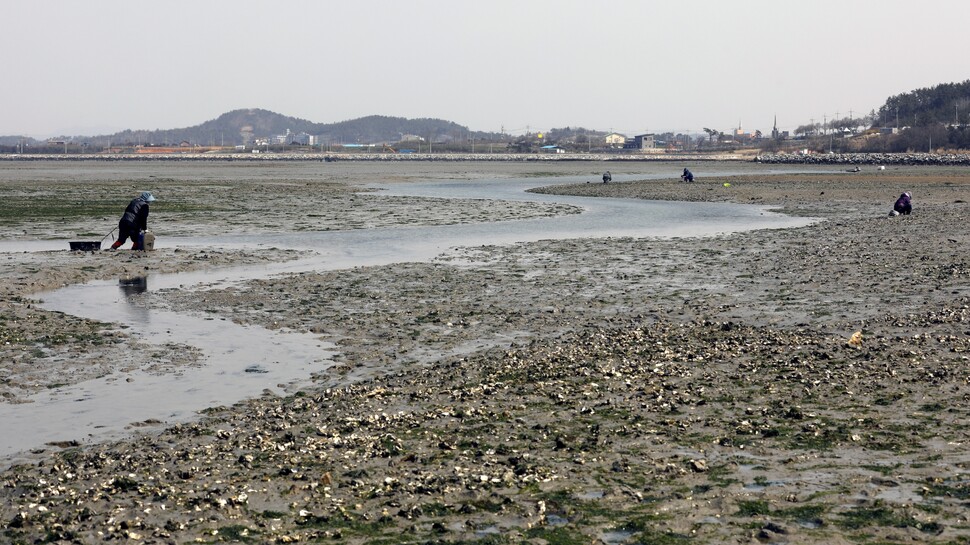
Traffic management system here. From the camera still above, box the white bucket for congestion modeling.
[141,231,156,251]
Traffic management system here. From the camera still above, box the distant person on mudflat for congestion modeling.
[892,191,912,216]
[681,168,694,182]
[602,171,612,183]
[110,192,156,250]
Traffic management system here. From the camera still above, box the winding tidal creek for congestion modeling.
[0,175,815,464]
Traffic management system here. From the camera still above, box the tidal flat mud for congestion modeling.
[1,162,969,544]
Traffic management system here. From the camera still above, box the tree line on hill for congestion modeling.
[779,80,970,153]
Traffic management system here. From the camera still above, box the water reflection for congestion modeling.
[119,276,148,296]
[118,276,149,324]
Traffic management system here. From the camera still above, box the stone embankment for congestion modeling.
[7,151,970,164]
[757,152,970,165]
[0,152,744,162]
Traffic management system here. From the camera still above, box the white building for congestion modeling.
[605,133,626,147]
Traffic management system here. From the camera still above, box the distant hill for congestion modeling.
[865,80,970,151]
[1,109,497,147]
[878,80,970,127]
[105,109,322,147]
[317,115,485,146]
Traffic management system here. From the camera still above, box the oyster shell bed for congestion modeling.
[3,166,970,544]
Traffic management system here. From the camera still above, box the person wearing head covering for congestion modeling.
[681,168,694,182]
[893,191,912,215]
[602,171,612,184]
[110,191,156,250]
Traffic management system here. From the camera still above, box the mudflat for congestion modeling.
[1,161,969,544]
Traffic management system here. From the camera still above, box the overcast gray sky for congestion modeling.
[5,0,970,138]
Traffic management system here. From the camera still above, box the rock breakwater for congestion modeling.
[0,152,744,162]
[8,151,970,165]
[757,152,970,165]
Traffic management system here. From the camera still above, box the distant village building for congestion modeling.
[273,129,292,145]
[604,133,626,147]
[271,129,315,145]
[291,132,315,146]
[727,121,766,142]
[732,121,754,141]
[623,134,655,150]
[770,117,791,140]
[399,134,425,142]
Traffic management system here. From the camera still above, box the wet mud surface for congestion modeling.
[2,162,970,544]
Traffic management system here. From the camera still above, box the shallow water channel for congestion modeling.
[1,174,816,465]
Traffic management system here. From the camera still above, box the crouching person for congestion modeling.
[891,191,912,216]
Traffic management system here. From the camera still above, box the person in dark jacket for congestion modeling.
[110,192,156,250]
[602,171,612,183]
[892,191,912,215]
[681,168,694,182]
